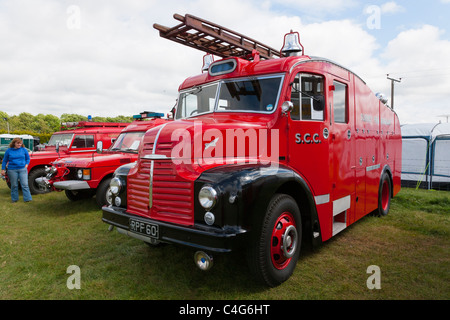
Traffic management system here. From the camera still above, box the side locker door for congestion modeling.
[329,76,356,236]
[354,77,366,223]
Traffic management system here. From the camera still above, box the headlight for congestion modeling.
[110,177,122,196]
[198,186,218,210]
[77,168,91,180]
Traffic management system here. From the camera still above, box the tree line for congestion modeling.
[0,111,133,143]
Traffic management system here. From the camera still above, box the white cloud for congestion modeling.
[381,2,405,14]
[271,0,358,15]
[0,0,449,126]
[381,25,450,124]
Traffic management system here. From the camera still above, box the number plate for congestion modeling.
[129,219,159,239]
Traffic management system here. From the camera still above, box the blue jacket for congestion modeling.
[2,147,30,170]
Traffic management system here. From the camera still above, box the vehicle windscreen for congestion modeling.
[176,83,218,119]
[109,132,145,153]
[47,134,74,146]
[175,75,283,120]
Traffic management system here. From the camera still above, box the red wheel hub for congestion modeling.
[381,180,389,211]
[270,212,298,270]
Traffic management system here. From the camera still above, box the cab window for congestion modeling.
[71,135,94,148]
[333,81,348,123]
[290,73,325,121]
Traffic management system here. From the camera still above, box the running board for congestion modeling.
[332,195,350,236]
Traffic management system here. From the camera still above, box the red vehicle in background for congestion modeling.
[102,14,402,287]
[7,121,129,194]
[37,112,168,207]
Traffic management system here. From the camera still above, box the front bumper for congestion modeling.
[102,206,247,253]
[35,177,52,190]
[53,180,91,190]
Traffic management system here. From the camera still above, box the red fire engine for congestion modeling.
[36,112,168,207]
[7,121,129,194]
[102,14,401,286]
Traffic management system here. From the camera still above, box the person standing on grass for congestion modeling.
[0,138,32,203]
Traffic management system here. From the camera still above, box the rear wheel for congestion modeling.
[247,194,302,287]
[376,172,391,216]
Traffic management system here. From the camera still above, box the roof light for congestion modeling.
[202,54,214,72]
[376,93,388,105]
[133,111,164,119]
[209,59,237,76]
[281,31,304,57]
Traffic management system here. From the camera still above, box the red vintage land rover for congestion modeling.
[9,121,129,194]
[102,14,402,286]
[37,112,168,207]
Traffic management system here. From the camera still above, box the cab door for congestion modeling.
[69,134,95,153]
[287,71,332,240]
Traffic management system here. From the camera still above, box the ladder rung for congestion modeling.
[154,13,281,60]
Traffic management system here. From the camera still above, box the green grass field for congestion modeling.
[0,181,448,300]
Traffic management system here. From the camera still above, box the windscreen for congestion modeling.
[110,132,145,152]
[175,75,283,119]
[217,77,282,113]
[48,134,74,146]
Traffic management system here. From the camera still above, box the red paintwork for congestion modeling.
[47,118,168,190]
[125,54,402,242]
[28,123,129,175]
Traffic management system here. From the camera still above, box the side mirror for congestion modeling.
[313,95,324,111]
[281,101,294,115]
[96,141,103,154]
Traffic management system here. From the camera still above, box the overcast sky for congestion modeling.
[1,0,449,124]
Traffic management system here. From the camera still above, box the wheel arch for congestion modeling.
[194,164,323,247]
[274,179,322,248]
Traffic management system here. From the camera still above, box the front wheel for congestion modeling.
[28,168,49,194]
[96,178,112,207]
[65,189,94,201]
[247,194,302,287]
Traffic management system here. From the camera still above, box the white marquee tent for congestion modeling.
[401,123,450,190]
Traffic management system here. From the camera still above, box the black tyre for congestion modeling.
[28,168,49,194]
[65,189,94,201]
[376,172,391,216]
[96,177,112,207]
[247,194,302,287]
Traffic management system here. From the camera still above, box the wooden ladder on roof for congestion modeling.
[153,14,281,60]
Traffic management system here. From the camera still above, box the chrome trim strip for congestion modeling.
[289,57,366,84]
[366,164,381,172]
[68,149,95,153]
[148,123,170,208]
[142,154,172,160]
